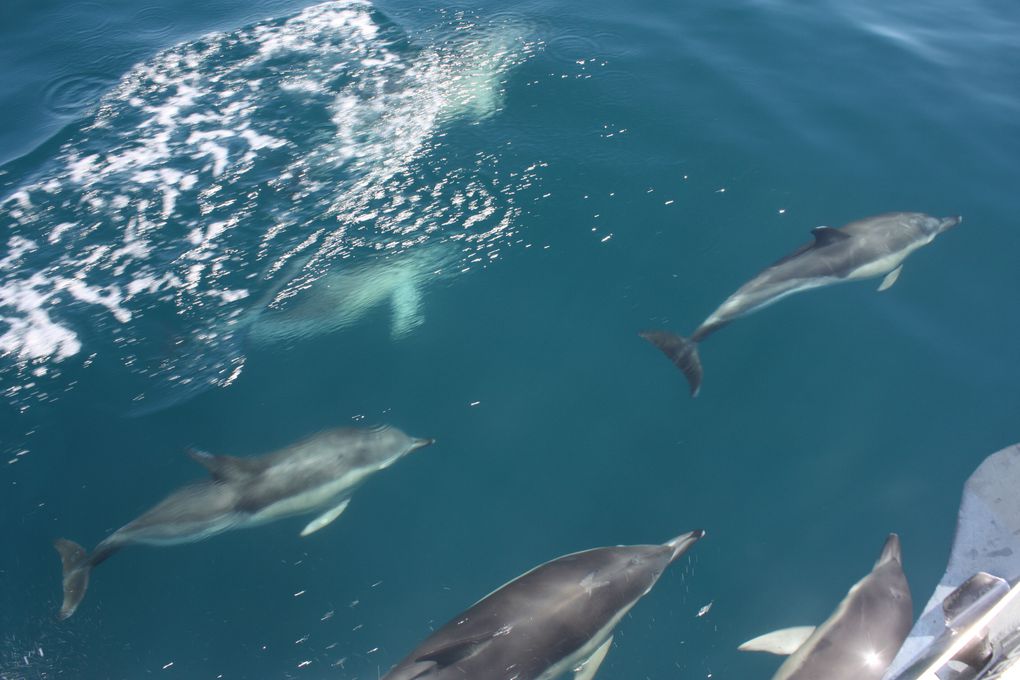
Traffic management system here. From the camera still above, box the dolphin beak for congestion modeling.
[411,437,436,452]
[942,215,962,231]
[875,533,902,566]
[666,529,705,562]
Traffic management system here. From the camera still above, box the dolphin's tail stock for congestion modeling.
[54,538,92,620]
[640,330,703,397]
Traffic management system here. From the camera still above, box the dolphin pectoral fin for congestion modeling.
[738,626,816,655]
[54,538,91,620]
[573,635,613,680]
[877,265,903,291]
[640,330,703,397]
[300,499,351,537]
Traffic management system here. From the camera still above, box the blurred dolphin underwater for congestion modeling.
[0,2,538,416]
[124,240,463,415]
[248,241,462,346]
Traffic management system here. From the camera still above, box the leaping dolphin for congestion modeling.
[381,530,704,680]
[739,533,913,680]
[641,212,961,395]
[54,425,433,620]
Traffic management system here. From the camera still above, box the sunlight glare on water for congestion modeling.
[0,1,544,415]
[0,0,1017,677]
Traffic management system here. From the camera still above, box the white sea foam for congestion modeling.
[0,0,542,409]
[0,275,82,361]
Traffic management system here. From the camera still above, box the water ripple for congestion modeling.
[49,0,113,39]
[40,72,118,117]
[546,31,601,64]
[130,5,179,38]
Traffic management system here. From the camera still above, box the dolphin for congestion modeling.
[739,533,913,680]
[381,530,704,680]
[641,212,961,395]
[248,242,459,347]
[53,425,433,620]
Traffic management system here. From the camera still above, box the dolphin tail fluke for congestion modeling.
[640,330,703,397]
[54,538,91,620]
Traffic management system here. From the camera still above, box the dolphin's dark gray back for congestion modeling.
[383,536,701,680]
[111,481,242,539]
[219,427,407,511]
[756,212,936,285]
[775,534,913,680]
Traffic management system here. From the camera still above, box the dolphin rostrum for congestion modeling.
[54,425,433,620]
[641,212,961,395]
[739,533,913,680]
[381,530,704,680]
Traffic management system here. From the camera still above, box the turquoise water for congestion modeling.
[1,0,1018,676]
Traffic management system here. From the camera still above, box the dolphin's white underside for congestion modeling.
[116,514,244,547]
[248,466,375,525]
[535,604,631,680]
[113,464,384,547]
[704,235,934,330]
[843,236,933,282]
[705,277,836,327]
[537,575,663,680]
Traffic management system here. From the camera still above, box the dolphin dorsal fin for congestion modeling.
[414,631,494,668]
[738,626,816,656]
[810,226,851,247]
[187,448,265,482]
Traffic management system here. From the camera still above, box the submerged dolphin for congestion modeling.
[382,530,704,680]
[641,212,961,395]
[739,533,913,680]
[249,243,459,346]
[54,425,433,620]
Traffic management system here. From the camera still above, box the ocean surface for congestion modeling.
[1,0,1018,676]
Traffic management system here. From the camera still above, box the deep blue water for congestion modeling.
[1,0,1018,677]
